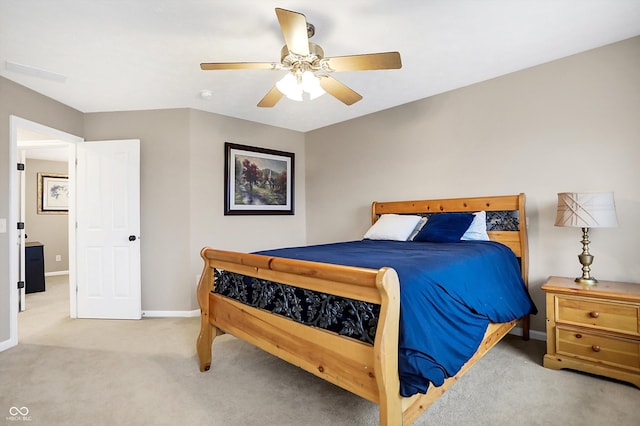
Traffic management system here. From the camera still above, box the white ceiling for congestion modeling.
[16,129,70,162]
[2,1,640,133]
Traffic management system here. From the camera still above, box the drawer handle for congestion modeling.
[591,345,601,352]
[589,311,600,319]
[575,334,582,339]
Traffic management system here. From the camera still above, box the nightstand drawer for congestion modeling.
[556,327,640,372]
[556,296,640,336]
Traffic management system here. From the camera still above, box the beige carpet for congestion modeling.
[1,275,638,425]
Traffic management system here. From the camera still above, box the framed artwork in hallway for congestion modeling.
[37,173,69,214]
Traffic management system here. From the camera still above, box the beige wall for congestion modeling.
[83,109,306,312]
[0,77,83,344]
[84,109,192,312]
[305,37,640,334]
[24,159,70,273]
[187,108,306,251]
[188,109,306,308]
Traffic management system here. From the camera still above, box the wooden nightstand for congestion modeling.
[542,276,640,387]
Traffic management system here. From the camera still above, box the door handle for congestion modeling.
[129,235,138,242]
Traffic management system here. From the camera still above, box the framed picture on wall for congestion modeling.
[37,173,69,214]
[224,142,294,215]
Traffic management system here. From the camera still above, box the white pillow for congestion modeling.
[461,211,490,241]
[364,214,423,241]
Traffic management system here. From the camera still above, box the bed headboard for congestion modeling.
[371,193,529,287]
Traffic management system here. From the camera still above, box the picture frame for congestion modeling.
[224,142,294,215]
[37,173,69,214]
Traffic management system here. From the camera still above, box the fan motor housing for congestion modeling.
[281,42,324,68]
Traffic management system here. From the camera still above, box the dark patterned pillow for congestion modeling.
[486,211,520,231]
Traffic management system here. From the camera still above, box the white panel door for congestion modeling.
[76,140,141,319]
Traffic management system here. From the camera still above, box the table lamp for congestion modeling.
[554,192,618,285]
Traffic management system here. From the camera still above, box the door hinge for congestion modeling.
[17,281,24,289]
[17,163,25,171]
[17,222,24,230]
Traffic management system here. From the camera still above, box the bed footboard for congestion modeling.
[196,246,404,424]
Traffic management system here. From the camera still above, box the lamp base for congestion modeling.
[575,276,598,285]
[575,228,598,286]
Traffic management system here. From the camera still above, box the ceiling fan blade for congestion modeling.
[319,76,363,106]
[324,52,402,72]
[200,62,276,70]
[275,8,310,56]
[257,86,284,108]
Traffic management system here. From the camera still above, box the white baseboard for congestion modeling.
[530,329,546,341]
[45,270,69,277]
[142,310,200,318]
[509,326,546,341]
[0,337,18,353]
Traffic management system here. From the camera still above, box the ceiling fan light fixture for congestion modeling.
[276,73,303,101]
[286,88,303,101]
[301,71,325,100]
[276,70,325,102]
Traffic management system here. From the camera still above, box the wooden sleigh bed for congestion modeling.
[197,193,532,425]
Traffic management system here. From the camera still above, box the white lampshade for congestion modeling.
[276,73,303,101]
[276,71,325,101]
[300,71,325,100]
[555,192,618,228]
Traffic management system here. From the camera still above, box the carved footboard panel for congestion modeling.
[214,269,380,344]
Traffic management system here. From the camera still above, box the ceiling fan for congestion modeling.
[200,8,402,107]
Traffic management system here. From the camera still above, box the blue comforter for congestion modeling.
[256,239,536,397]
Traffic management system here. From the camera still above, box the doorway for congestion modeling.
[18,134,71,315]
[7,116,142,350]
[8,116,82,347]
